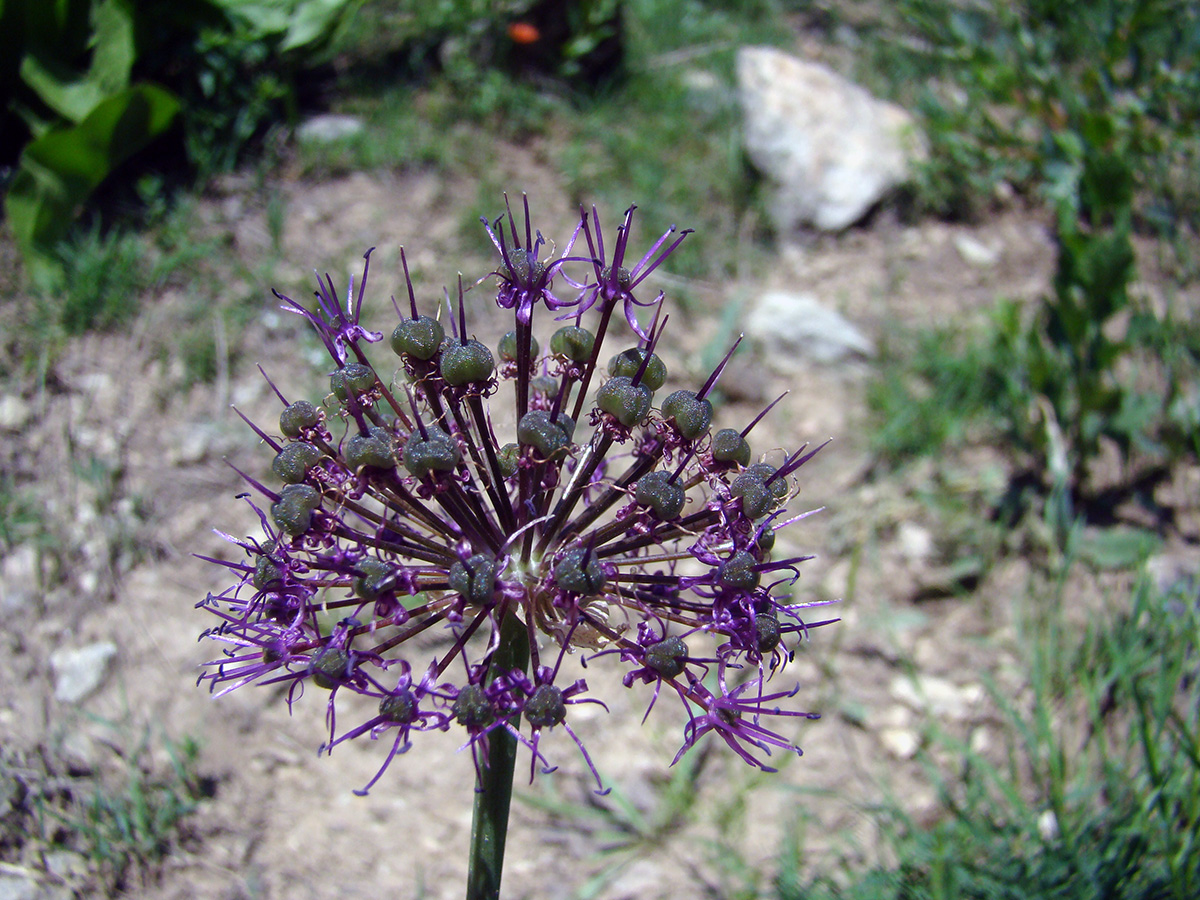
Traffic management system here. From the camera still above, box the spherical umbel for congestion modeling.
[197,197,834,801]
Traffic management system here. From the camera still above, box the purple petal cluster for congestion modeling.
[197,197,837,794]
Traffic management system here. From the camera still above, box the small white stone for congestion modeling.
[896,521,935,563]
[49,641,118,703]
[0,396,33,431]
[880,727,920,759]
[1037,809,1060,841]
[890,674,981,721]
[954,233,1001,267]
[0,545,39,611]
[296,114,365,144]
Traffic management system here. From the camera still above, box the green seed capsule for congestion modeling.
[517,410,575,459]
[597,376,653,427]
[754,524,776,553]
[550,326,596,362]
[402,427,460,479]
[503,248,546,285]
[272,442,321,484]
[711,428,751,466]
[718,550,760,590]
[345,428,394,471]
[271,483,321,535]
[524,684,566,728]
[608,348,667,390]
[634,470,686,520]
[253,554,284,590]
[280,400,321,437]
[498,330,538,362]
[440,339,495,386]
[748,463,788,504]
[554,547,606,595]
[728,473,770,519]
[379,690,418,724]
[661,390,714,440]
[755,612,781,653]
[391,316,445,361]
[600,264,632,291]
[354,557,394,600]
[645,636,688,679]
[453,684,495,729]
[310,647,350,690]
[530,374,559,397]
[497,443,519,478]
[331,363,375,401]
[448,554,496,606]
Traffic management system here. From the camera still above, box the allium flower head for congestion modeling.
[197,196,837,795]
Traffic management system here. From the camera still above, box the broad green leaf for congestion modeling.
[5,82,181,286]
[18,0,135,123]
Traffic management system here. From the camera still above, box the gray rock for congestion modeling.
[738,46,925,231]
[49,641,118,703]
[744,291,873,364]
[296,114,365,144]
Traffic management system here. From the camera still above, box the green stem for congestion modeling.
[465,611,529,900]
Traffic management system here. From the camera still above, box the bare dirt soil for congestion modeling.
[2,146,1195,900]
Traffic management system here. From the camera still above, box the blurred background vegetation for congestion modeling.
[2,0,1198,897]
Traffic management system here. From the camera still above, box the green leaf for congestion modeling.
[280,0,358,52]
[5,82,180,286]
[1079,527,1163,571]
[18,0,136,124]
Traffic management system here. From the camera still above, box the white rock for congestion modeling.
[0,873,39,900]
[880,726,920,760]
[49,641,118,703]
[0,545,39,611]
[744,290,873,364]
[896,521,935,563]
[0,396,33,431]
[1037,809,1060,841]
[890,674,982,721]
[296,114,365,144]
[953,233,1001,267]
[738,46,924,231]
